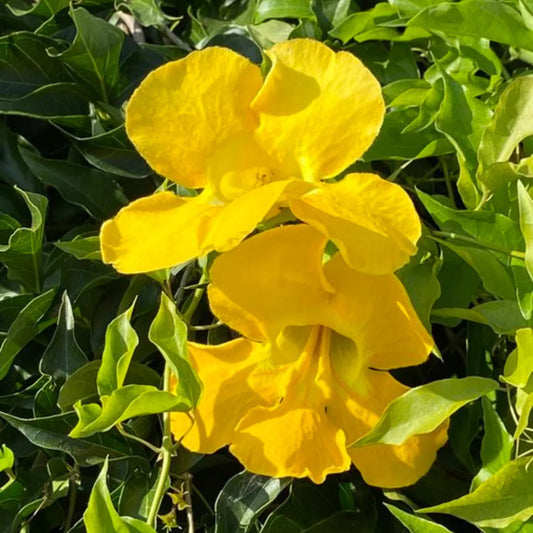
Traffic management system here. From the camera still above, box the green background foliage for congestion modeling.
[2,0,533,531]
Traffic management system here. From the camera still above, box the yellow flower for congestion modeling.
[100,39,420,275]
[170,225,448,487]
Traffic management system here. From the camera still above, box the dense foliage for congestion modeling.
[3,0,533,531]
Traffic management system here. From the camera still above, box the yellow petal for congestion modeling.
[323,253,433,370]
[126,47,262,188]
[100,192,211,274]
[252,39,384,181]
[231,404,351,484]
[100,181,294,274]
[290,173,421,274]
[326,370,448,488]
[348,423,449,488]
[170,338,279,453]
[208,225,330,341]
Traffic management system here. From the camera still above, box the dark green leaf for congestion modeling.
[40,291,88,384]
[55,235,101,261]
[0,187,47,292]
[215,471,290,533]
[54,8,125,101]
[0,288,54,380]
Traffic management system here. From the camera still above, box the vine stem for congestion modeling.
[147,364,173,528]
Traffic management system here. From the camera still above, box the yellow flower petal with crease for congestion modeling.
[100,181,296,274]
[323,253,433,370]
[170,338,280,453]
[126,47,262,188]
[208,224,331,341]
[252,39,384,181]
[290,173,421,274]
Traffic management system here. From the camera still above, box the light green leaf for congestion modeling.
[503,328,533,388]
[54,7,125,101]
[255,0,315,23]
[479,76,533,182]
[149,293,202,409]
[385,503,452,532]
[513,392,533,440]
[419,457,533,528]
[417,190,523,254]
[471,397,514,490]
[70,384,188,438]
[432,301,528,334]
[58,360,161,412]
[117,0,167,27]
[84,458,157,533]
[390,0,454,18]
[55,235,101,261]
[0,288,55,381]
[97,302,138,398]
[215,471,291,533]
[409,0,533,51]
[518,181,533,281]
[0,187,47,292]
[435,69,492,208]
[350,377,498,447]
[0,444,14,473]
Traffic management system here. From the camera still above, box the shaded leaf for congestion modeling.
[55,235,101,261]
[0,288,54,381]
[385,503,452,532]
[214,471,290,533]
[40,291,88,384]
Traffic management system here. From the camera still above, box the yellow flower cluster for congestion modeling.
[100,39,448,487]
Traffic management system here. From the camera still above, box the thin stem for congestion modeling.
[190,483,214,516]
[184,473,195,533]
[182,272,207,324]
[190,320,223,331]
[117,424,162,455]
[146,365,173,528]
[64,464,79,532]
[440,157,456,208]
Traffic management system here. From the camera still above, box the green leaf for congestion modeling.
[471,397,514,490]
[19,145,127,220]
[385,503,452,532]
[97,302,138,397]
[55,235,101,261]
[0,410,144,465]
[149,293,202,409]
[54,8,125,101]
[40,291,88,384]
[0,444,14,472]
[117,0,167,27]
[7,0,70,18]
[214,471,290,533]
[518,181,533,281]
[419,457,533,528]
[417,190,523,254]
[0,187,47,292]
[479,76,533,186]
[255,0,315,23]
[409,0,533,51]
[0,288,54,381]
[390,0,454,18]
[503,328,533,388]
[351,377,499,447]
[58,360,161,412]
[436,241,515,300]
[435,69,491,208]
[84,458,157,533]
[70,384,188,438]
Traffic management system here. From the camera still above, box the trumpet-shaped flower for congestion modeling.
[101,39,420,275]
[170,225,448,487]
